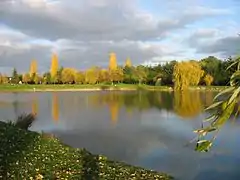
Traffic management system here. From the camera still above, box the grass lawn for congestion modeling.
[0,83,227,92]
[0,121,173,180]
[0,84,172,92]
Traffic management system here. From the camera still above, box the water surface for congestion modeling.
[0,90,240,180]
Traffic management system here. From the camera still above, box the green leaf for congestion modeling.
[205,101,224,111]
[227,60,240,70]
[228,87,240,105]
[204,126,218,132]
[213,87,235,101]
[211,100,235,127]
[230,71,240,86]
[193,127,218,136]
[195,140,212,152]
[234,109,239,119]
[204,114,217,122]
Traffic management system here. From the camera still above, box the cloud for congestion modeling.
[196,35,240,57]
[0,0,231,41]
[0,0,238,72]
[186,24,240,58]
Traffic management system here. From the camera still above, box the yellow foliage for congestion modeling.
[109,68,124,83]
[22,73,31,83]
[99,69,110,83]
[109,52,118,70]
[61,68,77,83]
[204,74,214,86]
[85,67,100,84]
[173,61,204,90]
[0,74,8,84]
[75,71,85,84]
[174,91,203,119]
[34,75,41,84]
[50,53,59,78]
[29,59,37,77]
[125,57,132,67]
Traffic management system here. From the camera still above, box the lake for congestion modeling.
[0,90,240,180]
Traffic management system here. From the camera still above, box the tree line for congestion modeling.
[0,53,238,87]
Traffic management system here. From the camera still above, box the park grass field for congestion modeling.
[0,83,227,92]
[0,84,171,92]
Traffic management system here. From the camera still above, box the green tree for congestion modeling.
[123,66,137,84]
[135,65,148,84]
[43,72,51,84]
[11,68,19,84]
[161,61,177,85]
[200,56,221,85]
[56,66,64,84]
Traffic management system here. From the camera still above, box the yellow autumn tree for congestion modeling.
[61,68,77,84]
[22,73,31,84]
[109,67,124,83]
[99,69,110,83]
[0,74,8,84]
[34,75,41,84]
[173,61,204,90]
[125,57,132,68]
[29,59,37,78]
[85,67,100,84]
[109,52,118,70]
[50,53,59,79]
[75,71,85,84]
[204,74,214,86]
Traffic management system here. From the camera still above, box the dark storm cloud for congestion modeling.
[195,35,240,57]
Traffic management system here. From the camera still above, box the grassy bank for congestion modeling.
[0,121,173,180]
[0,84,172,92]
[0,84,228,92]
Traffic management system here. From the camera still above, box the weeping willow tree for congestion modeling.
[173,61,204,90]
[194,56,240,152]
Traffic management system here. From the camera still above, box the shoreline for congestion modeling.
[0,84,227,92]
[0,121,173,179]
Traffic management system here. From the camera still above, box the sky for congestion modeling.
[0,0,239,74]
